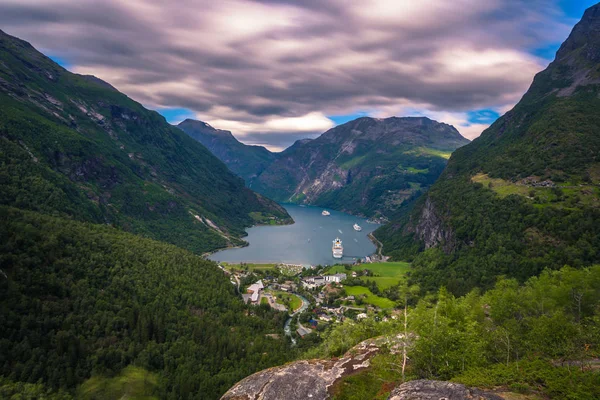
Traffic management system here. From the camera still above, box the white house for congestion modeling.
[246,280,264,303]
[325,273,346,283]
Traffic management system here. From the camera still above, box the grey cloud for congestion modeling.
[0,0,572,147]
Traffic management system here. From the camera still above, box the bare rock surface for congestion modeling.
[387,380,503,400]
[220,339,382,400]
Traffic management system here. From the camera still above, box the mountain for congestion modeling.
[0,29,290,254]
[375,4,600,294]
[0,29,295,399]
[177,119,277,185]
[253,117,469,218]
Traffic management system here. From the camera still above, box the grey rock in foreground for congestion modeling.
[387,379,503,400]
[220,339,382,400]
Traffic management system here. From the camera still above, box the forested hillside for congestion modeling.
[178,119,277,186]
[0,206,292,399]
[375,4,600,295]
[0,29,290,255]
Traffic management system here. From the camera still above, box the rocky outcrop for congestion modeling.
[387,380,503,400]
[410,197,455,253]
[221,339,382,400]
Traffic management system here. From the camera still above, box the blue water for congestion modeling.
[209,204,378,266]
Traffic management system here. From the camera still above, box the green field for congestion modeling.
[471,173,600,208]
[344,286,396,309]
[327,262,411,289]
[221,262,277,272]
[404,147,453,159]
[272,291,303,312]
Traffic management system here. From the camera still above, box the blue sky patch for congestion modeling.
[155,108,196,124]
[328,112,370,125]
[467,109,500,125]
[559,0,597,19]
[48,55,72,69]
[531,43,561,60]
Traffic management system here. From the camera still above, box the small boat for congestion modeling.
[338,229,343,234]
[322,210,330,216]
[353,223,362,231]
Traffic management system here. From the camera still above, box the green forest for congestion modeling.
[0,206,293,399]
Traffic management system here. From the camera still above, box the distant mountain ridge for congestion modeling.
[181,116,469,218]
[253,116,469,218]
[375,3,600,294]
[0,29,290,254]
[177,119,277,185]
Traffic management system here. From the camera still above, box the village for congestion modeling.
[218,261,405,341]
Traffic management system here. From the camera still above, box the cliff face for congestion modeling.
[254,116,468,218]
[409,197,456,252]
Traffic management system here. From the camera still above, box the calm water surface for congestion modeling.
[209,204,378,266]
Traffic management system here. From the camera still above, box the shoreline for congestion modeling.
[202,212,295,259]
[367,232,387,261]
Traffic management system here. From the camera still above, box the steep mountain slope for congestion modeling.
[177,119,277,185]
[0,29,290,254]
[254,117,469,218]
[375,4,600,294]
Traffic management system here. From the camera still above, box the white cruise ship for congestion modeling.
[353,223,362,231]
[322,210,330,216]
[332,238,343,258]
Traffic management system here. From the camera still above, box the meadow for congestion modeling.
[327,262,411,289]
[344,286,396,309]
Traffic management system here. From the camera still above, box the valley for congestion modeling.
[1,2,600,400]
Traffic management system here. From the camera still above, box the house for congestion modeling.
[302,276,326,289]
[280,284,292,292]
[325,273,346,283]
[318,313,332,322]
[246,280,264,304]
[356,313,368,320]
[297,325,313,337]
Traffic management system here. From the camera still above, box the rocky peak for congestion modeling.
[178,119,236,140]
[526,3,600,99]
[555,3,600,64]
[320,116,465,145]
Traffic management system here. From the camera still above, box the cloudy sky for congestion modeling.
[1,0,596,150]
